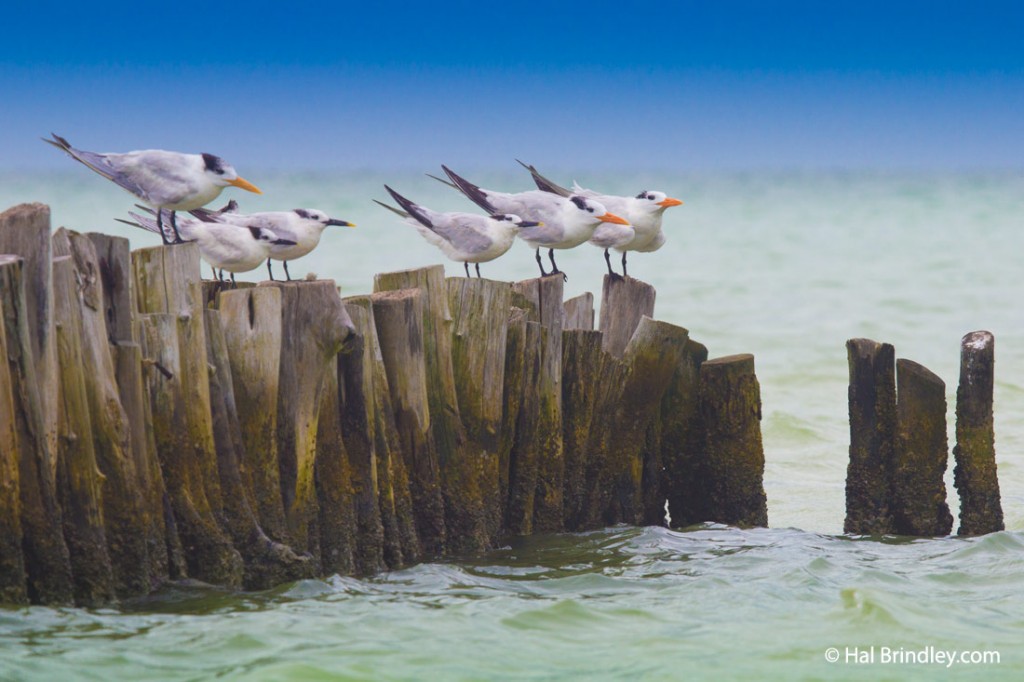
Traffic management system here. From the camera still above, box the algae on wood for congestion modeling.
[0,291,27,604]
[315,355,357,576]
[844,338,897,535]
[953,331,1004,536]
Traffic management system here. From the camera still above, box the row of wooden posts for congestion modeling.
[0,203,768,606]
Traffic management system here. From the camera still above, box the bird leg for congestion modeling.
[548,249,567,282]
[283,261,292,281]
[535,248,549,276]
[621,252,629,278]
[230,272,236,286]
[475,263,482,278]
[170,211,184,244]
[604,249,614,276]
[266,259,275,281]
[464,262,471,278]
[211,263,218,281]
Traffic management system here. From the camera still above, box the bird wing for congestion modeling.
[373,199,410,219]
[427,213,495,255]
[43,133,153,200]
[441,165,499,214]
[517,160,572,197]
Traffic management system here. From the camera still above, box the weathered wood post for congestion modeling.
[953,331,1004,535]
[0,255,73,604]
[0,291,27,604]
[54,229,151,598]
[599,275,655,358]
[561,329,606,530]
[52,255,116,605]
[376,267,489,552]
[86,233,134,344]
[264,280,354,558]
[134,243,243,586]
[563,292,594,331]
[511,275,565,532]
[316,355,358,576]
[372,289,445,556]
[341,295,418,569]
[219,287,289,543]
[700,354,768,527]
[844,338,896,535]
[653,339,708,528]
[447,277,511,542]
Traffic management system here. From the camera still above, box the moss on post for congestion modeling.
[0,291,27,604]
[953,331,1004,536]
[844,338,896,535]
[700,354,768,527]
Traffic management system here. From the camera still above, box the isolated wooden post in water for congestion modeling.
[953,331,1004,535]
[563,292,595,331]
[55,229,150,598]
[0,255,73,604]
[657,339,709,528]
[599,275,655,358]
[844,338,896,535]
[219,287,289,543]
[265,280,354,557]
[52,256,116,606]
[376,266,489,552]
[372,289,446,556]
[0,291,28,604]
[511,275,565,532]
[447,277,511,542]
[700,354,768,527]
[342,295,418,569]
[892,359,953,536]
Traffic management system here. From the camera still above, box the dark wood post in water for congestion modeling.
[657,339,709,528]
[0,254,73,604]
[892,359,953,536]
[700,354,768,527]
[372,288,446,556]
[446,278,511,542]
[219,287,289,543]
[511,275,565,533]
[561,329,606,530]
[953,331,1004,535]
[500,307,533,534]
[340,295,418,570]
[0,284,27,603]
[315,354,358,576]
[264,280,354,558]
[844,338,897,535]
[376,267,490,552]
[52,256,116,606]
[599,275,655,358]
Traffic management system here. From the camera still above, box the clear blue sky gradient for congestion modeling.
[2,1,1022,171]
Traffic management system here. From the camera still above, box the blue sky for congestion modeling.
[2,1,1022,171]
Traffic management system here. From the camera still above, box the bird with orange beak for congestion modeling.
[518,160,683,277]
[43,133,262,244]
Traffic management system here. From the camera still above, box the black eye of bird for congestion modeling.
[587,207,594,213]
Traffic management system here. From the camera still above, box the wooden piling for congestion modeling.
[561,329,606,530]
[446,277,511,542]
[376,267,490,553]
[655,339,709,528]
[54,229,150,598]
[599,275,656,358]
[86,233,134,344]
[563,293,595,331]
[511,275,565,532]
[892,359,953,536]
[316,355,358,576]
[700,354,768,527]
[341,295,418,569]
[0,289,27,604]
[0,254,73,604]
[266,280,354,557]
[219,287,289,543]
[844,338,897,535]
[953,331,1004,536]
[372,288,445,556]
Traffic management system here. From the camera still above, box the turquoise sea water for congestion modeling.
[1,170,1023,679]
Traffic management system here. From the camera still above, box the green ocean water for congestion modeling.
[1,170,1022,679]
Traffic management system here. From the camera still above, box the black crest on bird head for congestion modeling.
[246,226,262,240]
[635,191,650,199]
[202,153,227,175]
[293,209,314,219]
[570,196,588,211]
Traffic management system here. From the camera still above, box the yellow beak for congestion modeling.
[229,176,263,194]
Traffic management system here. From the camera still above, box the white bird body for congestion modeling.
[44,133,262,244]
[570,183,678,253]
[376,186,540,277]
[189,207,354,263]
[121,209,290,275]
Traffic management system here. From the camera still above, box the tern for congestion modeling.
[117,208,295,283]
[517,161,682,277]
[435,165,629,279]
[189,206,354,280]
[43,133,262,245]
[374,185,541,278]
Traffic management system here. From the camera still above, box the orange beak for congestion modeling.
[229,176,263,194]
[599,212,630,225]
[658,197,683,208]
